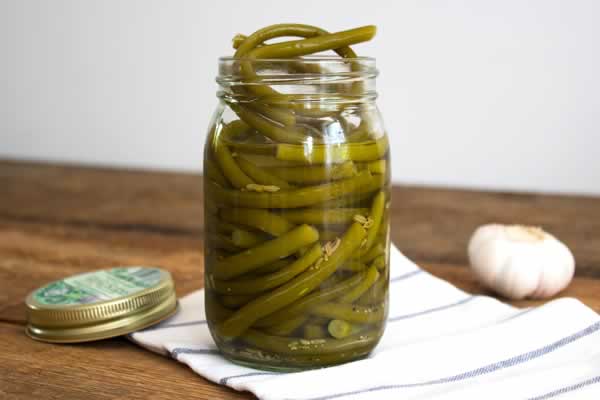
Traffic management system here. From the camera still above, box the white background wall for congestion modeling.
[1,0,599,194]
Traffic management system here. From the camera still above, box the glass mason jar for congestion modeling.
[203,56,390,370]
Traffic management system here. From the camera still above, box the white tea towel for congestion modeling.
[130,246,600,400]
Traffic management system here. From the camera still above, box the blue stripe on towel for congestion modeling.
[388,296,475,322]
[527,375,600,400]
[171,348,220,359]
[220,372,279,385]
[300,320,600,400]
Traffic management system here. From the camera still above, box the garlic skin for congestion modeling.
[468,224,575,300]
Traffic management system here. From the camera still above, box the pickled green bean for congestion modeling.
[328,320,365,339]
[317,191,374,208]
[220,294,254,308]
[220,208,295,236]
[357,191,385,256]
[207,170,383,209]
[231,228,270,248]
[208,234,242,253]
[339,259,368,273]
[262,315,306,336]
[234,24,360,99]
[255,263,368,328]
[232,153,304,168]
[318,229,344,242]
[276,136,388,164]
[363,159,387,175]
[205,157,230,188]
[371,254,386,271]
[270,161,357,184]
[235,155,293,189]
[241,328,380,356]
[214,141,254,189]
[359,242,385,263]
[223,140,276,156]
[205,294,234,322]
[231,104,314,145]
[357,274,388,306]
[338,265,379,303]
[303,322,328,339]
[249,258,295,276]
[213,224,319,280]
[279,208,369,225]
[218,222,365,336]
[211,244,322,295]
[246,102,296,127]
[312,302,385,324]
[248,25,376,61]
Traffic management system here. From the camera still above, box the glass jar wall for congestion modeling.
[203,56,391,370]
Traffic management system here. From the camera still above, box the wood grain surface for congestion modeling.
[1,160,599,400]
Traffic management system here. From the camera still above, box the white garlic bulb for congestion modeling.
[468,224,575,300]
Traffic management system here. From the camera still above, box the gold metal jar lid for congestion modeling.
[25,266,178,343]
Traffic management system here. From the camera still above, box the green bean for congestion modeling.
[359,242,385,263]
[248,26,376,61]
[217,222,365,336]
[246,102,296,127]
[231,104,314,144]
[213,224,319,280]
[241,328,380,356]
[205,157,230,188]
[249,258,295,275]
[317,191,374,208]
[224,119,251,136]
[303,322,328,339]
[328,319,366,339]
[279,208,369,225]
[357,274,388,306]
[223,140,276,156]
[205,294,234,322]
[318,229,344,242]
[206,217,239,235]
[207,170,383,209]
[219,208,295,236]
[210,244,322,295]
[357,191,385,256]
[370,254,386,271]
[270,161,357,184]
[235,155,293,189]
[362,159,387,175]
[339,259,368,273]
[231,228,270,248]
[232,153,304,168]
[262,315,306,336]
[338,265,379,303]
[214,141,254,189]
[312,302,385,324]
[346,120,372,142]
[208,234,242,253]
[232,33,246,49]
[276,136,389,164]
[234,24,360,99]
[255,262,368,328]
[220,294,254,308]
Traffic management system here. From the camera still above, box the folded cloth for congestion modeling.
[130,246,600,400]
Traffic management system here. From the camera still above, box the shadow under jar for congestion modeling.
[203,56,391,371]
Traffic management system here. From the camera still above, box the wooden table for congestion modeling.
[1,160,599,399]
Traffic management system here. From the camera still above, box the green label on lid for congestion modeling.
[33,267,163,305]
